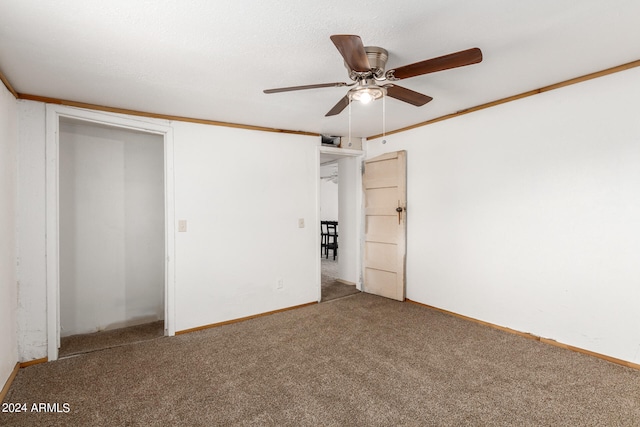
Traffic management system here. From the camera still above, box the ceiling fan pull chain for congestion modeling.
[382,93,386,142]
[348,98,352,143]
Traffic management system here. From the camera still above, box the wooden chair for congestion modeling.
[320,221,329,256]
[325,221,338,260]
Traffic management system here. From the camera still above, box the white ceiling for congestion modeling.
[1,1,640,138]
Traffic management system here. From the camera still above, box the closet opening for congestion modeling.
[46,105,176,361]
[58,118,165,356]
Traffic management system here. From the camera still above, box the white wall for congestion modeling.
[320,163,338,221]
[16,100,47,362]
[16,107,320,359]
[172,121,318,331]
[59,120,164,336]
[367,66,640,364]
[0,84,18,386]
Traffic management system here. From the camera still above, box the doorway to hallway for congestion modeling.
[318,146,363,302]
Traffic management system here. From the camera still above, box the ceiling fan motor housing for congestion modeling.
[345,46,389,80]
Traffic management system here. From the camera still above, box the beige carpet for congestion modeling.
[3,293,639,426]
[59,321,165,358]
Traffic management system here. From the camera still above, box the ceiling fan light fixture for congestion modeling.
[349,85,385,104]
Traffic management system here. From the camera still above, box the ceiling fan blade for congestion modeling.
[386,47,482,80]
[385,85,433,106]
[264,82,350,94]
[325,95,350,117]
[330,35,371,72]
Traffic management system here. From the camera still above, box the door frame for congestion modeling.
[316,145,364,302]
[45,105,176,361]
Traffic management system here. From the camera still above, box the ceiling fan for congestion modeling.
[264,35,483,117]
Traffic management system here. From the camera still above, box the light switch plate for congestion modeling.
[298,218,305,228]
[178,220,187,232]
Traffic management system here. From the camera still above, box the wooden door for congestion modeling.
[363,150,407,301]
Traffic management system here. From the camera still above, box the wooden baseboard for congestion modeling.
[1,363,20,402]
[176,301,318,335]
[19,357,48,368]
[1,357,50,402]
[336,279,356,286]
[406,299,640,371]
